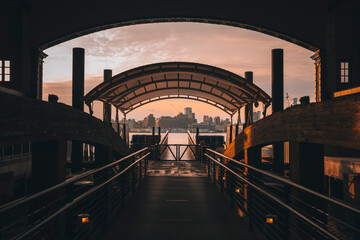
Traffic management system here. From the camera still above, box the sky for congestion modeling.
[43,22,315,122]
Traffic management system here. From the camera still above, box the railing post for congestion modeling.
[120,161,125,207]
[130,164,133,193]
[248,170,254,232]
[104,179,111,228]
[213,158,216,184]
[139,155,142,185]
[206,150,210,178]
[244,146,260,232]
[283,184,290,239]
[65,184,75,239]
[131,156,135,192]
[229,161,235,209]
[145,150,148,177]
[176,145,179,161]
[220,157,224,193]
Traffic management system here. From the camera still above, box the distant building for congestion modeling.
[203,115,213,123]
[127,119,141,129]
[142,114,155,128]
[293,98,298,105]
[184,107,192,117]
[155,108,196,129]
[253,111,262,122]
[214,116,221,124]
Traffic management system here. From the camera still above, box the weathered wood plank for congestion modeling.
[225,94,360,158]
[0,93,130,155]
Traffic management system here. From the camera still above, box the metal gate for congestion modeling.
[156,144,199,161]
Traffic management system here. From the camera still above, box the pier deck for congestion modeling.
[101,162,258,240]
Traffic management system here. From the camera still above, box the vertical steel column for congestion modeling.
[244,146,261,232]
[72,48,84,111]
[103,69,112,125]
[116,108,120,135]
[244,71,253,129]
[71,48,84,173]
[196,127,199,145]
[123,113,127,145]
[31,141,67,193]
[271,49,284,112]
[271,49,284,175]
[229,124,233,144]
[288,142,325,239]
[158,127,161,144]
[289,142,325,192]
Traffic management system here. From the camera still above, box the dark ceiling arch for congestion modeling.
[40,18,319,52]
[84,62,272,115]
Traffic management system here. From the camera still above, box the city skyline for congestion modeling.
[125,107,232,132]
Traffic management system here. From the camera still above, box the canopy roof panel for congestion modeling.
[84,62,272,115]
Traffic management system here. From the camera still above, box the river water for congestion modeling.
[129,132,226,144]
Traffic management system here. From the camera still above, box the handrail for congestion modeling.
[206,148,360,215]
[14,152,150,240]
[187,130,196,145]
[0,147,149,214]
[159,131,169,145]
[205,153,340,240]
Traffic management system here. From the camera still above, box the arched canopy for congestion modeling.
[84,62,271,115]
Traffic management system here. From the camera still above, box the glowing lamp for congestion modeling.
[265,214,277,224]
[222,177,226,180]
[235,189,240,193]
[265,217,273,224]
[78,214,90,224]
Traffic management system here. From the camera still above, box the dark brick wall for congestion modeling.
[0,93,130,156]
[225,93,360,158]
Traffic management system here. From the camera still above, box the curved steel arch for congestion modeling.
[84,62,272,115]
[108,78,248,106]
[114,87,239,112]
[122,95,234,115]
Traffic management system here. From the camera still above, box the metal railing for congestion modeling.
[159,131,169,145]
[204,148,360,240]
[155,144,198,161]
[0,147,150,240]
[154,131,199,161]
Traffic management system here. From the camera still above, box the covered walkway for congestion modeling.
[102,162,258,240]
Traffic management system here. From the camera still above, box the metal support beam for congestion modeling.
[31,140,67,193]
[158,127,161,144]
[244,71,253,128]
[103,69,112,125]
[72,48,85,173]
[196,127,199,145]
[116,108,120,135]
[123,112,127,145]
[271,49,284,113]
[272,49,284,175]
[237,108,241,124]
[72,48,85,111]
[289,142,325,192]
[152,127,155,144]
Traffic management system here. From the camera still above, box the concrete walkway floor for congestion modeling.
[101,164,259,240]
